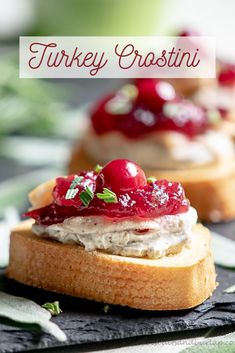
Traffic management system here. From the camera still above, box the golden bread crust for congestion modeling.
[166,78,215,96]
[68,145,235,222]
[7,220,216,311]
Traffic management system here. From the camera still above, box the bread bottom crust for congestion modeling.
[7,220,216,311]
[68,145,235,222]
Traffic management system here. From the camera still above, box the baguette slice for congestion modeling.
[7,220,216,311]
[68,145,235,222]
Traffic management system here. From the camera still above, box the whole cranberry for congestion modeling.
[179,29,201,37]
[218,65,235,86]
[90,95,115,134]
[97,159,147,194]
[136,79,176,112]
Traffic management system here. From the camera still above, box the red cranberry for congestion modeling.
[25,162,189,225]
[53,171,97,207]
[25,177,189,225]
[97,159,147,194]
[161,100,208,137]
[136,79,176,111]
[90,94,116,134]
[90,93,156,139]
[26,204,81,226]
[179,29,201,37]
[218,108,228,119]
[218,65,235,86]
[90,84,208,139]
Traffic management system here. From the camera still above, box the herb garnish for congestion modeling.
[69,175,84,189]
[65,188,79,200]
[224,284,235,294]
[120,84,138,99]
[103,304,110,314]
[79,186,94,207]
[208,109,222,125]
[65,175,84,200]
[95,164,103,173]
[147,176,157,184]
[0,292,66,341]
[42,301,62,316]
[96,188,118,203]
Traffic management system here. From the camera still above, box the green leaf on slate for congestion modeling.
[224,284,235,294]
[180,332,235,353]
[0,291,66,342]
[211,231,235,268]
[42,301,62,316]
[103,304,110,314]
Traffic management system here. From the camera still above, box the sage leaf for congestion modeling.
[211,231,235,268]
[0,207,20,268]
[0,292,66,342]
[224,284,235,293]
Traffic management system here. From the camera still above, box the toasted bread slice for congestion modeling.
[166,78,215,96]
[68,145,235,222]
[7,220,216,311]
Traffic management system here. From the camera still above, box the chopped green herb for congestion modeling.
[95,164,103,173]
[103,304,110,314]
[69,175,83,189]
[120,84,138,99]
[224,284,235,293]
[147,176,157,184]
[65,188,79,200]
[208,109,222,125]
[65,175,84,200]
[96,188,118,203]
[42,301,62,316]
[79,186,94,207]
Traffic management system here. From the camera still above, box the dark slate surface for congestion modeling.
[0,261,235,353]
[0,214,235,353]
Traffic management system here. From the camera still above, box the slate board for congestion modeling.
[0,223,235,353]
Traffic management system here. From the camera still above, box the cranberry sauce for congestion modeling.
[26,160,189,225]
[91,79,208,139]
[218,64,235,86]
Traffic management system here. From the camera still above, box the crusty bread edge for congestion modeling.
[7,220,216,311]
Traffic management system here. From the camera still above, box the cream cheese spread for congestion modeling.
[83,128,234,169]
[193,85,235,111]
[33,207,197,259]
